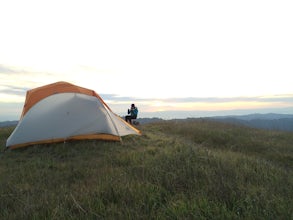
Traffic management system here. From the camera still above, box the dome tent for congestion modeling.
[6,81,141,149]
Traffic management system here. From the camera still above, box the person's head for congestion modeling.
[131,103,135,108]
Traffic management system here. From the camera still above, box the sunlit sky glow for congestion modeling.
[1,0,293,120]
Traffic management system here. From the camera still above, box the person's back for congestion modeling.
[130,106,138,119]
[125,104,138,124]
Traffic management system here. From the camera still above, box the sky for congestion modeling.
[1,0,293,121]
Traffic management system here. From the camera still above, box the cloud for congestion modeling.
[100,93,293,116]
[178,95,293,104]
[0,64,36,75]
[0,102,23,121]
[1,92,292,121]
[258,95,293,103]
[0,64,18,74]
[0,64,58,78]
[100,94,135,101]
[0,64,60,101]
[0,85,29,96]
[101,94,293,104]
[0,65,38,98]
[0,64,67,95]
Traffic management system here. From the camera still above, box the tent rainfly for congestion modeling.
[6,81,141,149]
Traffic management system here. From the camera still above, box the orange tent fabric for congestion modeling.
[20,81,111,118]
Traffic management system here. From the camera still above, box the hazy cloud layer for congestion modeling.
[1,79,292,121]
[0,102,23,121]
[0,65,16,74]
[0,64,29,75]
[101,94,293,104]
[0,64,59,78]
[0,85,29,96]
[1,92,292,121]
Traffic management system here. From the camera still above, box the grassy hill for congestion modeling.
[0,120,292,219]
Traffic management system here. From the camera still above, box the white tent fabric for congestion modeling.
[6,92,140,148]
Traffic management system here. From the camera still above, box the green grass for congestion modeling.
[0,120,292,219]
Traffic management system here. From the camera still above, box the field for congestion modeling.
[0,120,292,219]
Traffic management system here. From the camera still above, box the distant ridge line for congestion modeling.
[0,120,18,127]
[1,113,293,131]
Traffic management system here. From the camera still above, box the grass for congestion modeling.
[0,119,292,219]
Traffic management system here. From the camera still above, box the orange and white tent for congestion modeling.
[6,81,141,149]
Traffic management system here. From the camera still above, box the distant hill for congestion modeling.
[136,117,164,125]
[136,114,293,132]
[1,113,293,131]
[213,113,293,120]
[210,113,293,131]
[0,120,18,128]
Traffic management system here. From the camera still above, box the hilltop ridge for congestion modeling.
[209,113,293,131]
[0,120,292,219]
[135,113,293,131]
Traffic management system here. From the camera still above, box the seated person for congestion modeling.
[125,104,138,124]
